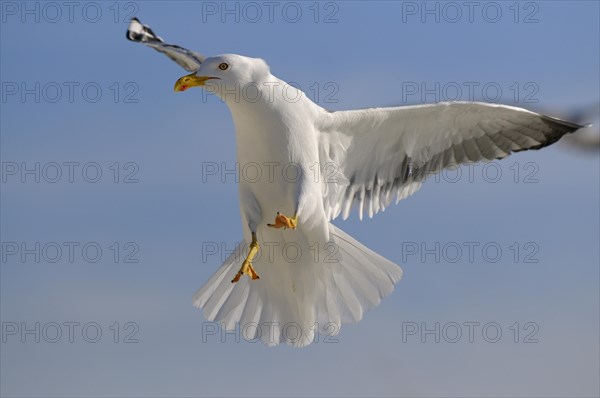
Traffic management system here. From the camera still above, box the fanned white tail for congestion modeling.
[193,224,402,347]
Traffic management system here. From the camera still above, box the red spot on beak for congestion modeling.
[180,85,188,91]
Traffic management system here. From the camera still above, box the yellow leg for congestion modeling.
[267,212,298,230]
[231,232,260,283]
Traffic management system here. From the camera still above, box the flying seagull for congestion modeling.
[127,18,584,347]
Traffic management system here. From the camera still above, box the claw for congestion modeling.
[231,259,260,283]
[267,212,298,230]
[231,234,260,283]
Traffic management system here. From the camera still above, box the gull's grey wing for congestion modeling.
[317,102,584,221]
[126,17,205,72]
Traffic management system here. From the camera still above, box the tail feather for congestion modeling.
[193,223,402,347]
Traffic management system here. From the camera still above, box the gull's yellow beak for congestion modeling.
[174,73,219,92]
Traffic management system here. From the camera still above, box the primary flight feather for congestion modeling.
[127,18,583,347]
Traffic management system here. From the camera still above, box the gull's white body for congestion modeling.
[229,75,329,243]
[127,19,583,347]
[193,68,402,347]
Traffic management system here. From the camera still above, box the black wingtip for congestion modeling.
[541,114,586,132]
[125,16,164,44]
[126,17,140,42]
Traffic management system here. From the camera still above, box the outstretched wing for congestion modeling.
[126,17,205,72]
[317,102,583,221]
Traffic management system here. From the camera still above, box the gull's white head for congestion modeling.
[174,54,271,102]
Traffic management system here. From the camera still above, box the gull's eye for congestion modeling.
[218,63,229,71]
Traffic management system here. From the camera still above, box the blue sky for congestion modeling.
[1,1,599,397]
